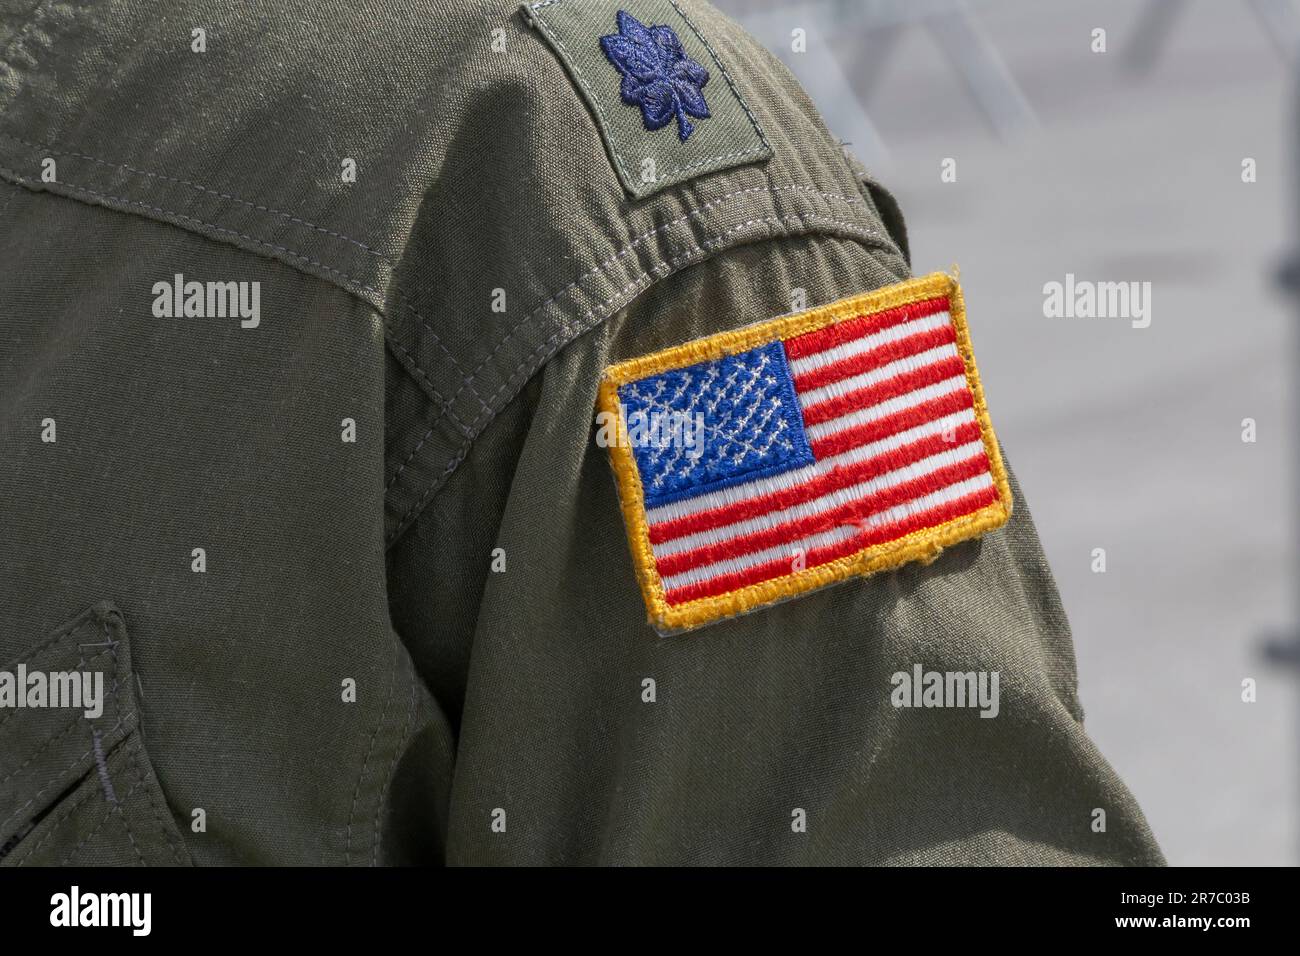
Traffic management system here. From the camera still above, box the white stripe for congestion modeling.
[797,343,961,410]
[787,311,952,378]
[652,440,989,561]
[804,374,968,443]
[660,473,996,593]
[645,408,978,526]
[661,524,863,594]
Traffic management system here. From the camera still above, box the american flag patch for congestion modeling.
[597,272,1013,634]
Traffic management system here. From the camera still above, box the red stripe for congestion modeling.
[792,324,958,394]
[653,454,992,579]
[663,485,1000,606]
[783,296,950,360]
[648,420,984,545]
[809,389,975,460]
[800,355,968,427]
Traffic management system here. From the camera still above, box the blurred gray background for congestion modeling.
[715,0,1297,866]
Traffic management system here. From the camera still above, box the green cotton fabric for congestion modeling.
[0,0,1164,866]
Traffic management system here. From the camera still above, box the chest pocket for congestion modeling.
[0,602,191,866]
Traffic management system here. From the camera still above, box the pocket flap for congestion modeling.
[0,602,189,865]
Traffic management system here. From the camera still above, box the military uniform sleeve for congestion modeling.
[389,237,1164,866]
[383,2,1164,864]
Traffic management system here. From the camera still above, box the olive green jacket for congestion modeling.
[0,0,1162,865]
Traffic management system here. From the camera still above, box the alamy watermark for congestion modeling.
[595,405,705,459]
[50,886,151,936]
[1042,273,1151,328]
[151,273,261,328]
[0,665,104,718]
[891,664,1000,718]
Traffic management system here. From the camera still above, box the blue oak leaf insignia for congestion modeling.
[600,10,711,142]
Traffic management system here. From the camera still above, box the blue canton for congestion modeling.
[599,10,711,142]
[618,341,814,508]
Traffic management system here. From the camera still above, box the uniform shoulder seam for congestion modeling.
[382,180,907,546]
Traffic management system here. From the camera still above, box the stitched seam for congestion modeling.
[383,320,472,436]
[0,641,112,734]
[385,422,438,493]
[0,603,99,675]
[437,183,880,427]
[13,742,178,867]
[16,778,114,864]
[0,619,129,839]
[390,441,472,538]
[384,185,879,495]
[0,695,91,788]
[104,729,146,867]
[388,274,656,539]
[475,210,889,424]
[529,0,771,187]
[344,639,400,866]
[0,631,129,856]
[0,163,477,430]
[129,746,184,865]
[0,163,376,289]
[668,0,772,155]
[0,711,133,838]
[530,7,636,186]
[387,208,895,540]
[51,632,147,865]
[48,737,143,868]
[390,288,492,415]
[0,132,391,261]
[457,190,881,422]
[0,643,115,786]
[0,135,488,407]
[52,773,146,867]
[372,659,417,866]
[11,749,130,867]
[388,207,893,541]
[109,787,145,866]
[6,720,109,866]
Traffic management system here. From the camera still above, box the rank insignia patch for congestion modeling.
[596,272,1014,634]
[600,10,712,142]
[522,0,772,199]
